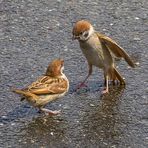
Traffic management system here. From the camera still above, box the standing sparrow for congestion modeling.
[72,20,135,94]
[12,59,69,115]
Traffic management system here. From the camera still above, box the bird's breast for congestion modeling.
[79,36,104,68]
[34,93,66,107]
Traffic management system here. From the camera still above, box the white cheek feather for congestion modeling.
[60,66,69,91]
[81,25,94,41]
[88,25,95,37]
[61,66,64,74]
[61,66,67,79]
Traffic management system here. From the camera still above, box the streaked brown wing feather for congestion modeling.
[96,32,135,68]
[27,76,68,95]
[12,89,40,99]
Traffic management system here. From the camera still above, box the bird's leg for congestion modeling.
[104,73,107,86]
[102,75,109,94]
[39,108,61,115]
[76,64,92,90]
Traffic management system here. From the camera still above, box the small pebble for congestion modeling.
[145,137,148,140]
[0,123,4,126]
[135,17,140,20]
[64,46,68,51]
[2,116,7,119]
[103,142,108,145]
[50,132,54,135]
[56,23,60,26]
[133,37,140,41]
[135,62,140,66]
[142,95,147,99]
[89,103,95,107]
[31,140,35,143]
[11,123,15,126]
[127,66,131,69]
[48,9,55,12]
[43,118,47,124]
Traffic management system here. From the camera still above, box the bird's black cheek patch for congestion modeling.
[84,32,89,38]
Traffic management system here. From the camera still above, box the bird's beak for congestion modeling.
[72,35,79,40]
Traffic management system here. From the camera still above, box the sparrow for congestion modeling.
[72,20,135,94]
[12,59,69,115]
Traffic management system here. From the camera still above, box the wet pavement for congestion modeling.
[0,0,148,147]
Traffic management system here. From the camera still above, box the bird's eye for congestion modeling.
[80,32,83,35]
[84,32,89,37]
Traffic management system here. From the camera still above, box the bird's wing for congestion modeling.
[96,32,135,67]
[27,76,68,95]
[12,89,40,99]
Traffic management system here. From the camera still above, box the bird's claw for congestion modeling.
[101,88,109,94]
[75,82,88,91]
[46,110,61,115]
[40,108,61,115]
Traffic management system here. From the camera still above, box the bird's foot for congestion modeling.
[46,110,61,115]
[75,82,88,91]
[101,88,109,94]
[40,108,61,115]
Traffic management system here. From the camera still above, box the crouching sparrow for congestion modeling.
[72,20,135,94]
[12,59,69,115]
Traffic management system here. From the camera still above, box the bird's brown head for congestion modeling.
[72,20,94,41]
[45,59,64,77]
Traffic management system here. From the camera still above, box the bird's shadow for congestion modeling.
[0,102,63,124]
[0,104,36,123]
[79,85,125,145]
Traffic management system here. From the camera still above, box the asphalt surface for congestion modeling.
[0,0,148,147]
